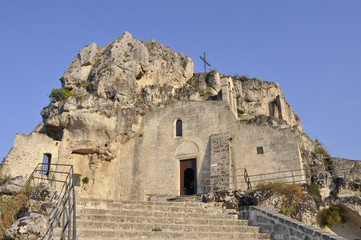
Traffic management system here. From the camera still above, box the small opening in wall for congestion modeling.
[73,174,81,187]
[176,119,182,137]
[41,153,51,175]
[257,147,264,155]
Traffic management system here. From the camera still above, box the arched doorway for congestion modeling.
[180,158,197,195]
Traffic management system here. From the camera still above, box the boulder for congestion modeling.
[5,212,49,240]
[214,189,234,202]
[202,192,215,202]
[61,42,98,89]
[5,183,56,240]
[238,189,282,212]
[287,194,319,225]
[0,176,25,195]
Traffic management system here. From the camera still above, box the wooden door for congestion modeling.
[180,158,197,195]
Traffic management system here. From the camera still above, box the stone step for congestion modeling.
[76,203,224,214]
[76,220,260,233]
[167,195,203,202]
[77,198,213,208]
[59,198,270,240]
[73,228,270,239]
[77,208,237,220]
[77,214,247,226]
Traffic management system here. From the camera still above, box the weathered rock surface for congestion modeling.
[286,194,321,225]
[0,176,25,195]
[60,42,98,89]
[17,183,56,219]
[41,32,196,162]
[61,32,193,102]
[238,189,283,212]
[5,213,49,240]
[4,183,55,240]
[236,157,361,231]
[234,77,302,131]
[325,195,361,217]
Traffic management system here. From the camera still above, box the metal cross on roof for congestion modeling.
[200,52,211,74]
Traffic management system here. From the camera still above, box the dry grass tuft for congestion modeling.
[0,190,31,238]
[256,181,304,198]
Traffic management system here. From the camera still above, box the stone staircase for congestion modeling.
[57,198,271,240]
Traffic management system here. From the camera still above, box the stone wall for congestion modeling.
[210,133,230,191]
[239,206,347,240]
[231,123,304,189]
[134,100,303,199]
[221,76,237,117]
[0,129,59,178]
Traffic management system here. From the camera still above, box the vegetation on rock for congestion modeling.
[48,88,82,103]
[307,183,321,198]
[280,203,294,216]
[313,139,330,158]
[318,205,345,228]
[233,74,251,81]
[255,182,304,198]
[82,177,89,184]
[0,187,32,237]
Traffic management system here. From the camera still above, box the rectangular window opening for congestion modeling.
[41,153,51,175]
[257,147,264,155]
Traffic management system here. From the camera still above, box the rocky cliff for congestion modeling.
[36,32,307,164]
[1,31,316,197]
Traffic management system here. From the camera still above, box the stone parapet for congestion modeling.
[239,206,347,240]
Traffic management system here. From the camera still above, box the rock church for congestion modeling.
[0,32,312,201]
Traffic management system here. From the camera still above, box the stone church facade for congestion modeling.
[0,32,307,201]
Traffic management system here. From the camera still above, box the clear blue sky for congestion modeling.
[1,1,360,162]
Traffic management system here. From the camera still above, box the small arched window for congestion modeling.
[176,119,182,137]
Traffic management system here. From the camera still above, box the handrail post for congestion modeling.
[72,166,76,240]
[244,168,252,190]
[68,177,71,240]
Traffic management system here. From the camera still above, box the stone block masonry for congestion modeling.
[239,206,347,240]
[210,133,230,191]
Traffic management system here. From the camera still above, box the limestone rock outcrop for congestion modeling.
[60,32,193,102]
[238,189,283,212]
[4,183,55,240]
[234,77,302,131]
[0,176,25,195]
[41,32,194,164]
[1,31,323,201]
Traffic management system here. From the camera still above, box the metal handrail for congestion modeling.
[244,168,252,190]
[26,163,76,240]
[200,163,357,192]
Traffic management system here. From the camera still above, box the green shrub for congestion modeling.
[233,74,250,81]
[323,158,330,170]
[152,227,161,231]
[313,140,330,157]
[82,177,89,184]
[307,184,321,198]
[318,206,345,227]
[280,204,293,216]
[48,88,76,103]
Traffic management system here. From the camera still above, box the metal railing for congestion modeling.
[244,168,252,190]
[200,164,356,191]
[26,163,76,240]
[245,165,356,189]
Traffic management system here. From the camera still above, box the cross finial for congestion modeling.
[200,52,211,74]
